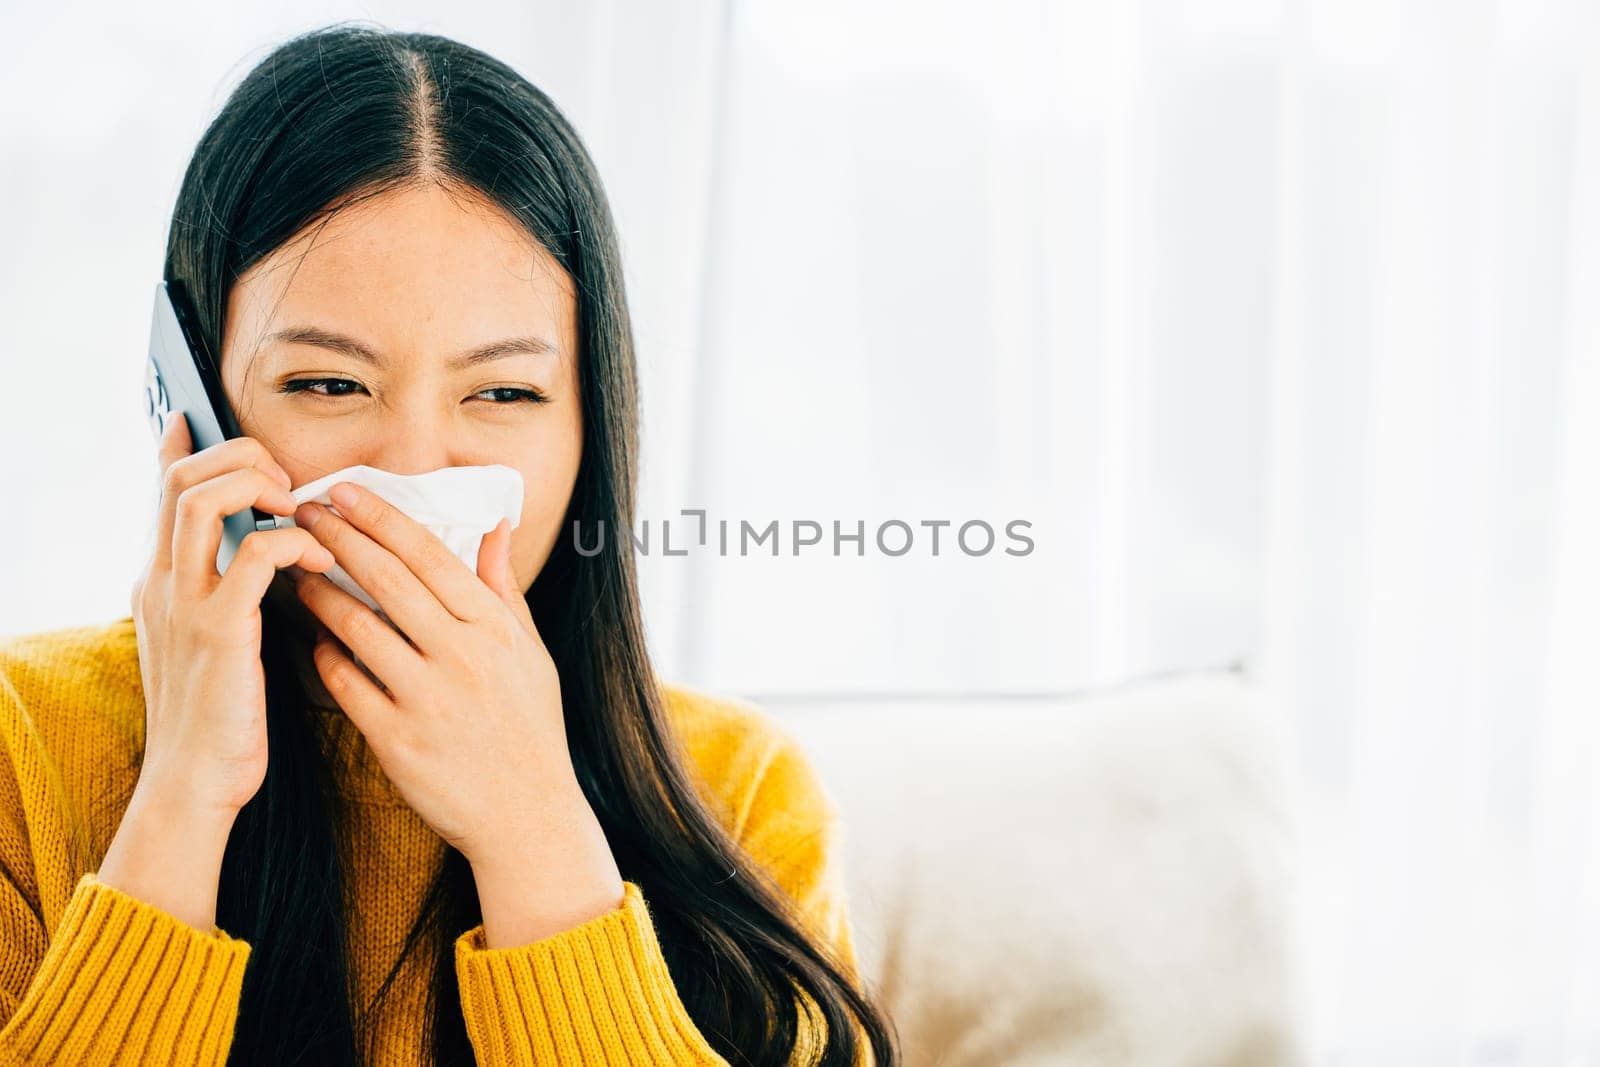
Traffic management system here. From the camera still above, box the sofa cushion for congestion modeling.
[766,670,1299,1066]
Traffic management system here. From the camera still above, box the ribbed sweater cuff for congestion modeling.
[453,880,726,1065]
[1,873,251,1065]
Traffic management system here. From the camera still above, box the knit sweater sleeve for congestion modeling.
[0,671,252,1066]
[452,879,730,1065]
[452,724,871,1066]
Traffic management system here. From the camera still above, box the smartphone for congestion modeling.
[143,278,281,575]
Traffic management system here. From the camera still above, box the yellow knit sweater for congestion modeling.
[0,616,865,1065]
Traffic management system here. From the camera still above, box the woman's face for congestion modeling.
[220,182,583,622]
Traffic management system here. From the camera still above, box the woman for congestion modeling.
[0,22,897,1067]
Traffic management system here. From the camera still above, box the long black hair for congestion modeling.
[158,20,898,1066]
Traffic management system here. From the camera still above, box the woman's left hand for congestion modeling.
[289,482,624,944]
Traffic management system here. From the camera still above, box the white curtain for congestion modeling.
[605,1,1600,1061]
[3,0,1597,1061]
[1254,3,1598,1062]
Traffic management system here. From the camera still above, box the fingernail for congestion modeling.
[329,482,358,509]
[295,503,322,528]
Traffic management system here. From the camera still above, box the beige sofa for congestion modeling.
[766,670,1302,1066]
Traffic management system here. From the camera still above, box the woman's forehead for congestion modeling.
[223,185,578,376]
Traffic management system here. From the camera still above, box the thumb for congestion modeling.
[476,519,518,603]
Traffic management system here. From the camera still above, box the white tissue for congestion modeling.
[284,464,524,624]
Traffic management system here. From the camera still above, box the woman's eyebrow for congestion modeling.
[266,325,560,368]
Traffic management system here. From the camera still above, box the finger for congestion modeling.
[156,433,294,573]
[298,481,498,627]
[157,426,292,505]
[294,568,424,698]
[171,468,300,596]
[310,627,398,743]
[155,413,192,479]
[151,418,192,568]
[477,519,539,639]
[477,519,522,605]
[291,499,455,647]
[211,527,336,619]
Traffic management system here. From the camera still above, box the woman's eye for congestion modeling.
[279,379,548,405]
[472,387,550,405]
[281,378,363,398]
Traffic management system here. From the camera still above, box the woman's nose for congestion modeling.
[359,415,462,475]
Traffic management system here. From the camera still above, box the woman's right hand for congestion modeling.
[126,415,335,816]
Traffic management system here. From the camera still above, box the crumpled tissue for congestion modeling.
[283,464,524,629]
